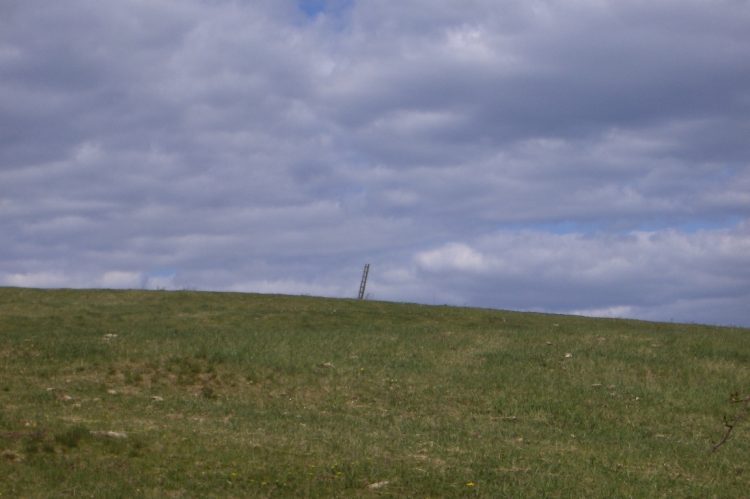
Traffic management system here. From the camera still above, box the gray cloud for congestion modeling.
[366,222,750,325]
[1,0,749,326]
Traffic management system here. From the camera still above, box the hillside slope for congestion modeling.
[1,287,749,497]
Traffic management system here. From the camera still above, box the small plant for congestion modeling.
[201,384,217,399]
[128,436,146,458]
[124,369,143,385]
[54,425,91,449]
[23,431,49,454]
[712,391,750,452]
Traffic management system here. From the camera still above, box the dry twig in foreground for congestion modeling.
[712,392,750,453]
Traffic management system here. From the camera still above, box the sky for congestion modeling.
[2,0,749,326]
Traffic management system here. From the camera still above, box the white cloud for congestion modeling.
[5,272,72,289]
[569,305,635,320]
[228,279,344,297]
[416,243,488,273]
[3,270,145,290]
[388,223,750,325]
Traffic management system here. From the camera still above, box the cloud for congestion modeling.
[415,243,487,273]
[1,0,749,326]
[5,272,73,289]
[98,271,145,289]
[228,278,345,297]
[393,224,750,325]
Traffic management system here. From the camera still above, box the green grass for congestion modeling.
[1,287,749,497]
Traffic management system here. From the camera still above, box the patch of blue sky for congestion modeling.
[298,0,326,17]
[297,0,353,19]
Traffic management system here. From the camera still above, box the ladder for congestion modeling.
[358,264,370,300]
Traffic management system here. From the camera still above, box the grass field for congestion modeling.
[1,287,749,497]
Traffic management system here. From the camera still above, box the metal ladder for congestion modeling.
[358,264,370,300]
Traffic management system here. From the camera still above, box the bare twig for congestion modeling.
[711,393,750,453]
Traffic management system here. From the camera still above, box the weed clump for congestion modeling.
[54,425,90,449]
[23,430,54,454]
[201,385,217,399]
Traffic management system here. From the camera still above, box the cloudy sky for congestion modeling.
[2,0,749,326]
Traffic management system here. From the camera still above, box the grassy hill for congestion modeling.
[1,287,749,497]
